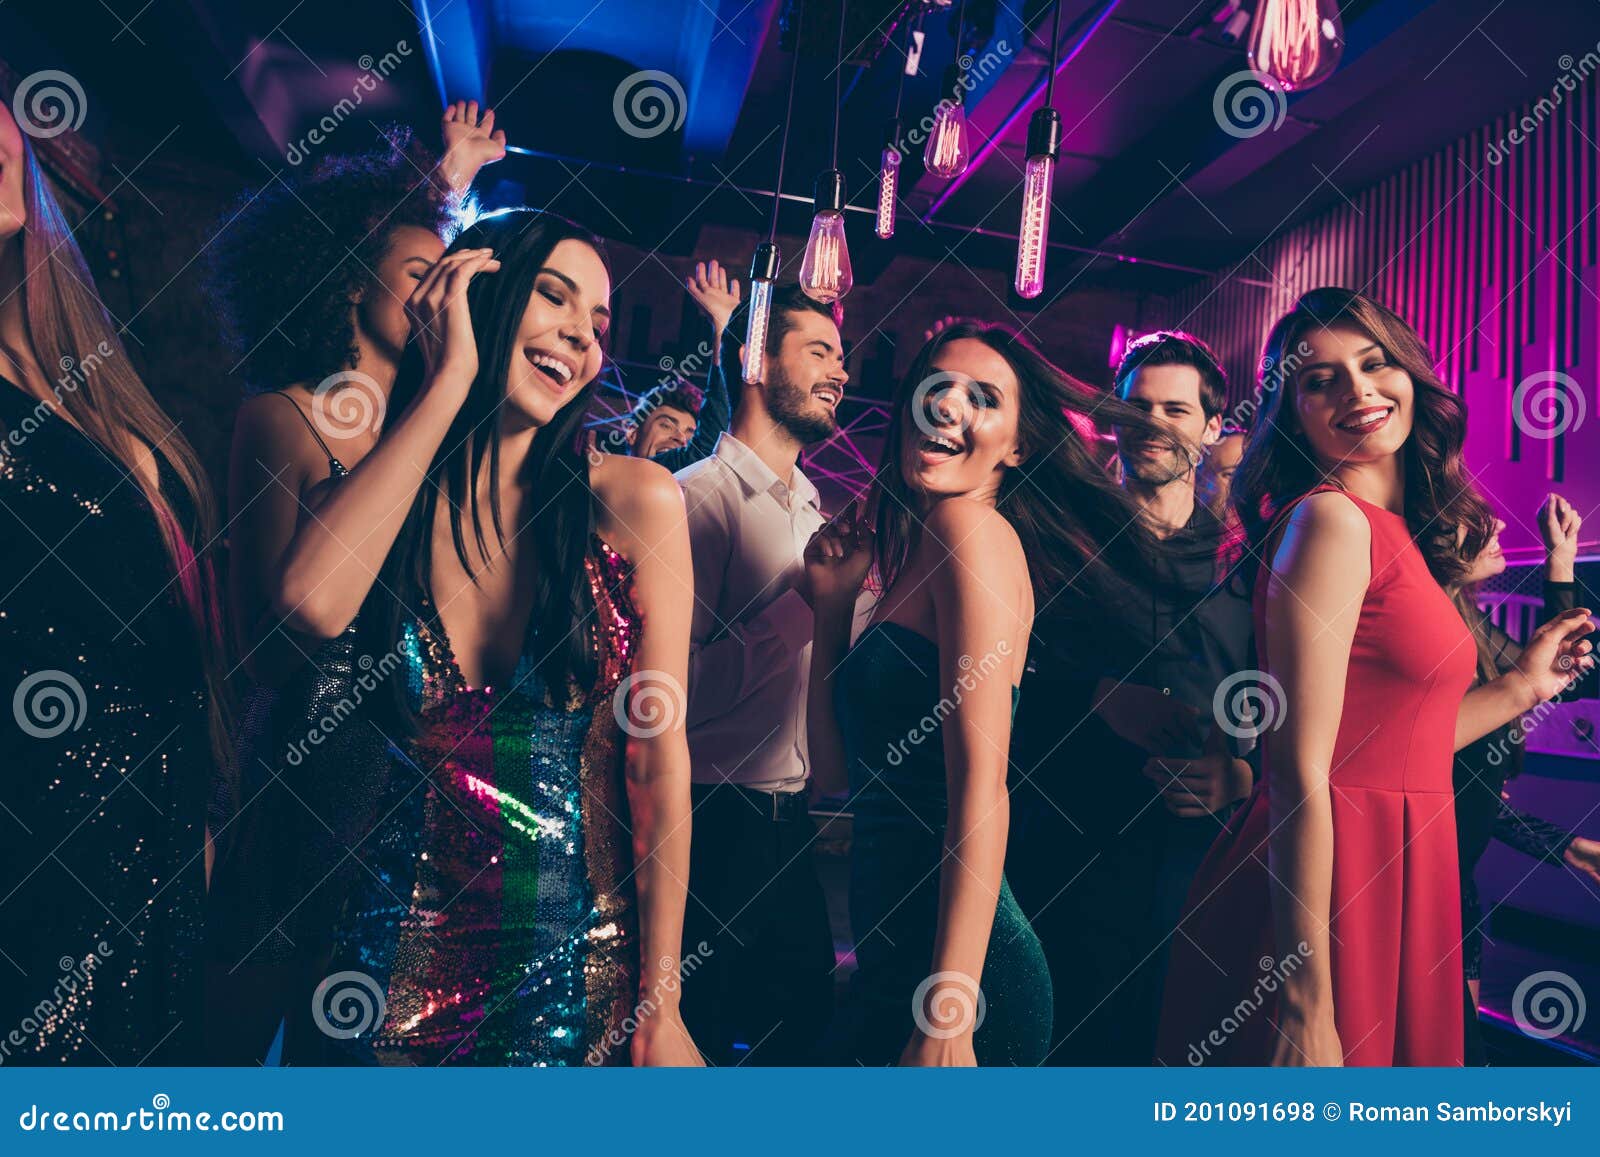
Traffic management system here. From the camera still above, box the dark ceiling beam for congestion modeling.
[1060,0,1443,252]
[173,0,287,159]
[500,141,1213,276]
[685,0,782,156]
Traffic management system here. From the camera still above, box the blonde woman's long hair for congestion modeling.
[1,104,229,768]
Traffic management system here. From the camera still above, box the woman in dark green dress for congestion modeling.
[805,321,1184,1065]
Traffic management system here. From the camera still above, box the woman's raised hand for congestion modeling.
[1539,493,1583,582]
[440,100,508,193]
[802,496,875,611]
[404,247,500,395]
[1513,606,1597,704]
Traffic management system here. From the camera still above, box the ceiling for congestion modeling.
[16,0,1600,299]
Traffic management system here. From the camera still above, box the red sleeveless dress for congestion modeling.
[1155,486,1476,1066]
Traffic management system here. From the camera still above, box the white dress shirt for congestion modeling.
[675,433,824,792]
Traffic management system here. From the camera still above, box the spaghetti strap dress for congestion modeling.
[1155,486,1476,1067]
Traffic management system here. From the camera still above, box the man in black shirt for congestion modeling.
[1009,331,1255,1065]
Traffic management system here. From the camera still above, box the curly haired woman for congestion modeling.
[203,104,504,1062]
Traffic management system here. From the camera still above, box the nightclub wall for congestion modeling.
[1150,64,1600,559]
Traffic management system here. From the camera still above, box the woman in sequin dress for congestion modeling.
[804,322,1189,1065]
[0,94,224,1064]
[222,208,700,1065]
[203,110,516,1063]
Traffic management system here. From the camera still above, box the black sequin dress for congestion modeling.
[0,380,209,1065]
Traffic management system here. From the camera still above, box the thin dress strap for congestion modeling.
[268,390,348,479]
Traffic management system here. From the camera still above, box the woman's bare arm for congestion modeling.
[266,249,497,640]
[907,499,1031,1066]
[1455,606,1595,749]
[594,455,702,1066]
[1259,492,1369,1066]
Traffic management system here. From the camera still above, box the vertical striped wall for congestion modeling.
[1149,67,1599,550]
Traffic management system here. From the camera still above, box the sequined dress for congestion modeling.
[284,536,643,1066]
[0,380,209,1065]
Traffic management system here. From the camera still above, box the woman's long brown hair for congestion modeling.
[1231,287,1497,590]
[871,320,1197,619]
[1,109,230,770]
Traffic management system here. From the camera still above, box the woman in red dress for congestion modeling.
[1155,289,1594,1067]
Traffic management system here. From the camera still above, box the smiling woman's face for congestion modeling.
[900,336,1026,504]
[357,224,446,372]
[1290,322,1416,470]
[0,101,29,246]
[502,238,611,427]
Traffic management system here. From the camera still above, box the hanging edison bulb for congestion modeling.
[923,62,971,179]
[924,96,970,179]
[1014,108,1060,300]
[799,170,854,304]
[742,243,779,385]
[876,120,902,240]
[1247,0,1344,92]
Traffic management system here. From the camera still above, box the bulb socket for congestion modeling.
[813,170,846,214]
[1026,107,1061,161]
[749,242,780,282]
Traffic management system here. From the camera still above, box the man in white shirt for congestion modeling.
[674,284,846,1065]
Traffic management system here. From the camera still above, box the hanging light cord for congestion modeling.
[768,0,806,241]
[831,1,847,169]
[1044,0,1064,107]
[892,3,919,119]
[952,0,968,98]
